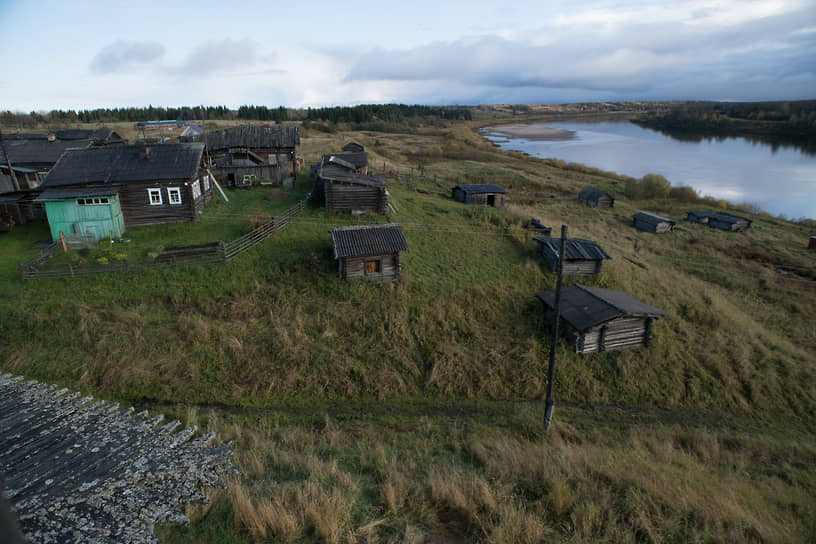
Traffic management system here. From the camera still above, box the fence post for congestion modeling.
[220,241,227,263]
[122,258,128,272]
[19,262,25,281]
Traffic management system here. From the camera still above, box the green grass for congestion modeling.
[2,121,815,542]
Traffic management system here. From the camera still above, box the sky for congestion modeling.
[1,0,815,110]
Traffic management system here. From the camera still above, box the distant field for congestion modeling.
[1,119,815,542]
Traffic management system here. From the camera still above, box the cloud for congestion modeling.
[90,40,165,74]
[177,38,273,77]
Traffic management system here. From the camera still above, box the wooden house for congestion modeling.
[536,284,665,354]
[687,211,751,232]
[451,184,506,207]
[36,143,210,241]
[578,186,614,208]
[342,142,365,153]
[0,137,94,179]
[329,223,409,281]
[312,166,389,214]
[534,237,611,275]
[199,125,300,186]
[633,211,676,233]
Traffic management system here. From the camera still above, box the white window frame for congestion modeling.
[191,180,202,199]
[148,188,162,205]
[77,197,109,206]
[167,186,182,205]
[203,175,210,191]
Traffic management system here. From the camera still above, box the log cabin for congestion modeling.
[687,211,751,232]
[536,284,665,354]
[198,125,300,186]
[329,223,409,281]
[451,184,506,207]
[633,211,676,233]
[534,237,611,275]
[311,166,389,214]
[36,143,211,241]
[578,186,614,208]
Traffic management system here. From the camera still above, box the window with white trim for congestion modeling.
[148,188,162,205]
[191,180,202,199]
[77,197,110,206]
[167,187,182,205]
[203,175,210,191]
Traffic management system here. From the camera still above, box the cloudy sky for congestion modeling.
[1,0,814,110]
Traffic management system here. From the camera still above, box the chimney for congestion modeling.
[47,132,56,142]
[141,146,151,160]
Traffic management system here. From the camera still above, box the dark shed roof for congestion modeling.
[633,211,675,226]
[319,166,384,187]
[322,151,368,169]
[533,237,611,261]
[203,125,300,150]
[688,211,750,224]
[536,284,665,331]
[579,186,613,201]
[330,223,409,259]
[342,142,365,152]
[40,143,205,187]
[0,139,94,165]
[54,129,119,141]
[453,184,506,194]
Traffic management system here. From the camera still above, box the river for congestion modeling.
[480,121,816,220]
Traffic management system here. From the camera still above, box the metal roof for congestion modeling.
[330,223,409,259]
[453,184,507,194]
[533,237,611,261]
[0,164,37,174]
[536,284,665,331]
[633,211,675,226]
[35,186,120,201]
[40,143,204,187]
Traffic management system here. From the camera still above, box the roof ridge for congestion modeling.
[573,284,627,317]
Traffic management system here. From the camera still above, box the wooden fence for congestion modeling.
[20,201,305,281]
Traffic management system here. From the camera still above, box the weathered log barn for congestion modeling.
[451,184,506,207]
[536,284,665,354]
[633,211,676,233]
[330,223,409,280]
[312,166,389,214]
[687,211,752,232]
[37,143,210,240]
[578,186,614,208]
[534,237,611,275]
[197,125,300,186]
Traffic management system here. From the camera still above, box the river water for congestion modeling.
[481,122,816,220]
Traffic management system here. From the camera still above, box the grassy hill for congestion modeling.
[1,120,815,542]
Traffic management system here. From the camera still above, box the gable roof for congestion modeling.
[453,184,506,194]
[533,237,611,261]
[579,186,613,201]
[40,143,204,187]
[688,211,750,224]
[536,284,665,331]
[321,151,368,169]
[342,141,365,152]
[0,138,94,165]
[319,166,384,187]
[633,211,675,226]
[202,125,300,150]
[330,223,409,259]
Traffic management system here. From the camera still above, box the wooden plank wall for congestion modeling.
[326,183,388,214]
[578,317,649,354]
[340,253,399,280]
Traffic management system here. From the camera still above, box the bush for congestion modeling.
[625,173,671,199]
[244,212,272,233]
[669,186,699,202]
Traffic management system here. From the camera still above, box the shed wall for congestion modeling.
[339,253,400,280]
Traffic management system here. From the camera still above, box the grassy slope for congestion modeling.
[1,120,815,542]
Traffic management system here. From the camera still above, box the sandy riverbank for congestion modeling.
[481,123,576,141]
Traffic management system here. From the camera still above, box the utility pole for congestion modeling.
[0,129,21,191]
[544,225,567,431]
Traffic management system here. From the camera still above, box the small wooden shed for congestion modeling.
[534,237,611,275]
[451,184,506,207]
[578,186,614,208]
[809,236,816,250]
[342,142,365,153]
[536,284,665,354]
[633,211,676,233]
[687,211,751,232]
[312,166,389,214]
[330,223,409,281]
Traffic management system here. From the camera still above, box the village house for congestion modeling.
[329,223,409,281]
[633,211,676,233]
[578,186,614,208]
[35,143,211,241]
[197,125,301,186]
[534,236,611,275]
[536,284,665,354]
[311,166,389,214]
[451,184,506,207]
[687,211,752,232]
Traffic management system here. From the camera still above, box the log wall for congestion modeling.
[326,182,388,214]
[576,317,650,354]
[339,253,400,280]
